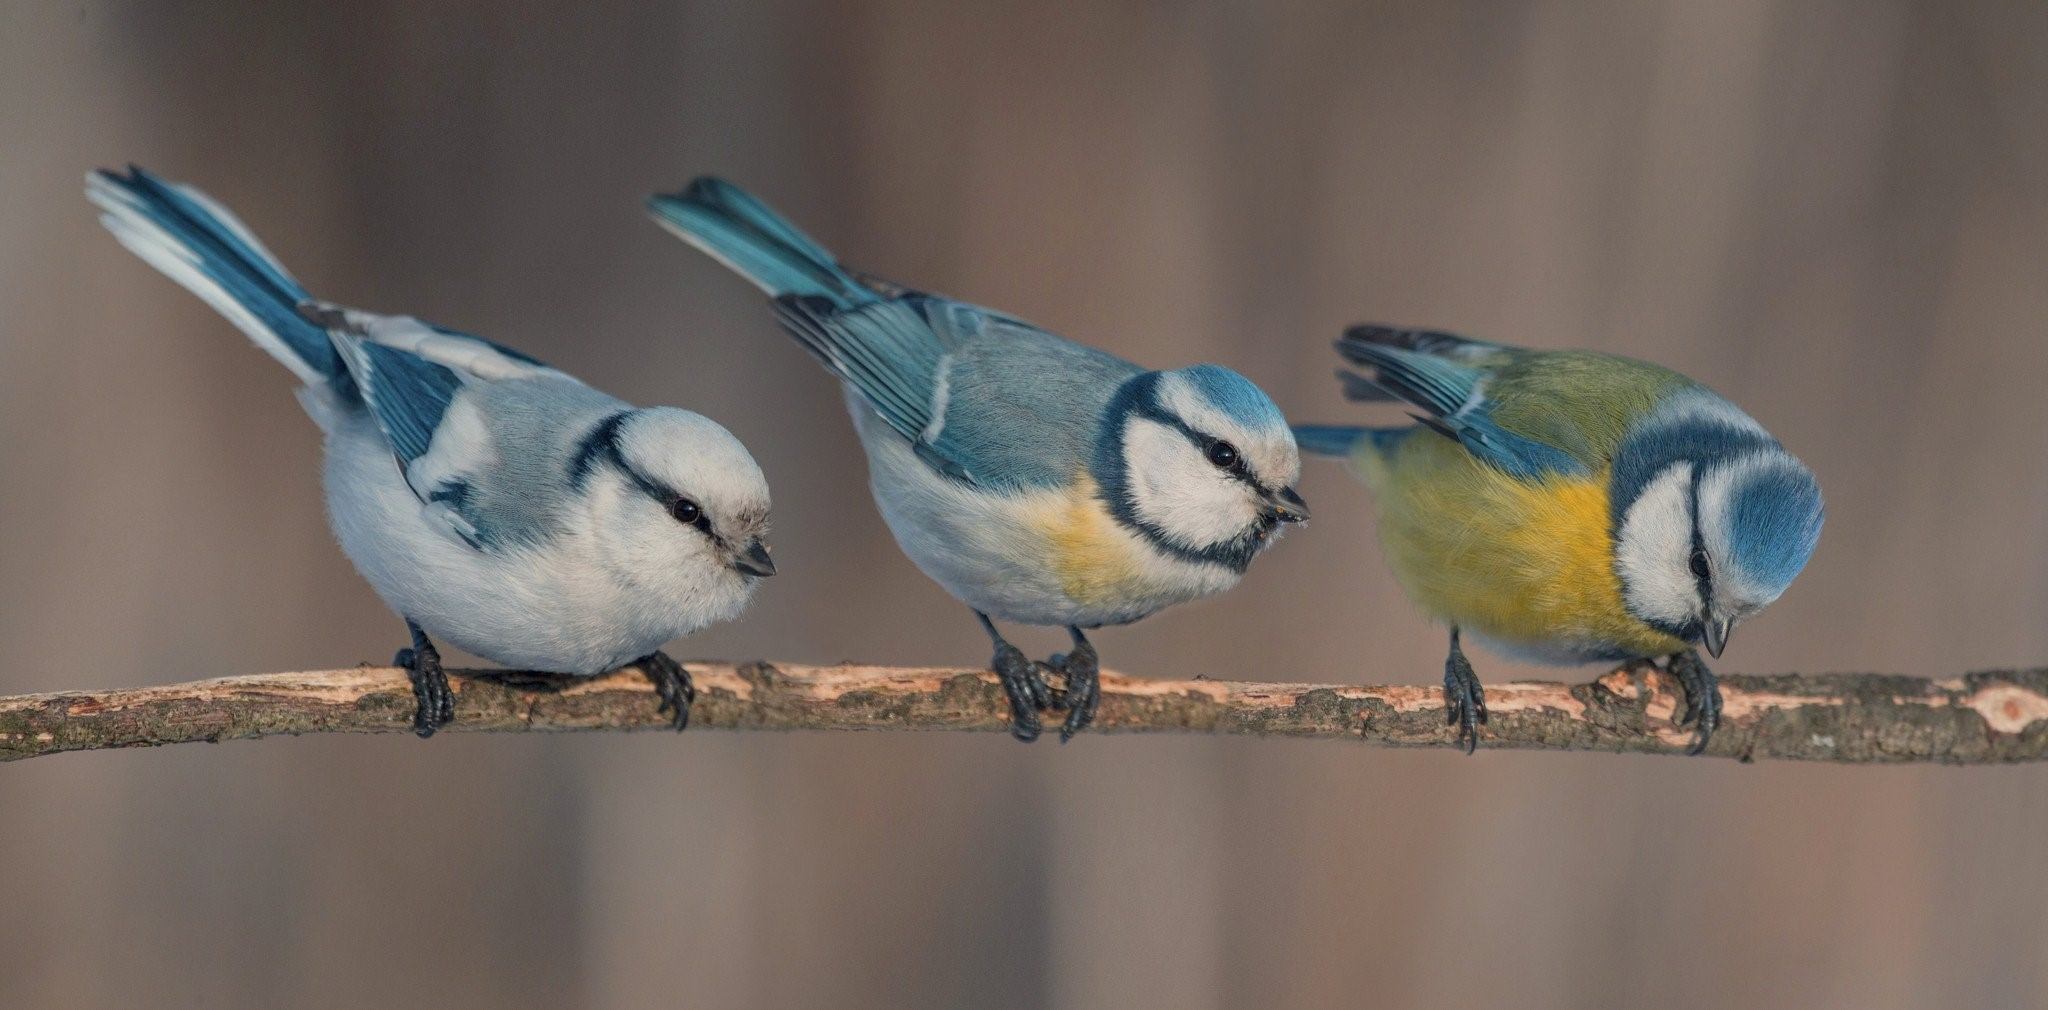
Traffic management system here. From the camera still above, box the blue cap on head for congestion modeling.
[1719,460,1823,601]
[1172,364,1288,433]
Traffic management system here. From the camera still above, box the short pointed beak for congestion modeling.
[1264,486,1311,525]
[1702,617,1733,659]
[732,539,776,578]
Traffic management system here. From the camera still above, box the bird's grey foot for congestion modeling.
[637,651,695,731]
[1667,649,1722,755]
[978,612,1050,742]
[394,620,454,738]
[1045,627,1101,743]
[1443,627,1488,754]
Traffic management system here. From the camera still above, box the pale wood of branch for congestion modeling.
[4,662,2047,764]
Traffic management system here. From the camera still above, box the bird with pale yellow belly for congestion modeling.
[650,178,1309,743]
[1297,325,1823,753]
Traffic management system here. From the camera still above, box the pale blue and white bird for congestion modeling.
[88,166,775,736]
[1295,325,1824,753]
[647,178,1307,741]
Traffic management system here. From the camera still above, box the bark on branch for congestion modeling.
[3,661,2046,764]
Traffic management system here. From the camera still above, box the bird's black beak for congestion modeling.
[732,539,776,578]
[1263,486,1311,525]
[1702,617,1733,659]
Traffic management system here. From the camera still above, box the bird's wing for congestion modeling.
[1333,325,1589,481]
[774,293,1136,490]
[919,317,1140,490]
[310,306,601,549]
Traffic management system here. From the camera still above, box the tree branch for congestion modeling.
[2,661,2046,764]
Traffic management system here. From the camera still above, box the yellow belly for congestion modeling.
[1354,434,1684,659]
[1029,475,1153,609]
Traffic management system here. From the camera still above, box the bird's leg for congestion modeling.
[977,612,1049,743]
[1443,626,1488,754]
[393,620,454,738]
[636,651,695,732]
[1666,648,1722,756]
[1044,626,1102,743]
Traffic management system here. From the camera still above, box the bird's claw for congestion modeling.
[1668,649,1721,755]
[1444,648,1488,755]
[1044,644,1101,743]
[638,651,696,732]
[992,643,1050,742]
[394,643,454,738]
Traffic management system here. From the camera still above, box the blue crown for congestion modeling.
[1174,364,1287,431]
[1725,462,1824,597]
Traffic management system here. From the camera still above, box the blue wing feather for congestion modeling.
[772,295,945,447]
[1333,329,1586,480]
[328,331,464,465]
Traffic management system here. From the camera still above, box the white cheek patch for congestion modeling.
[1614,462,1699,626]
[1122,416,1255,549]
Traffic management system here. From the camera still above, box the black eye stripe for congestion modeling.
[602,442,718,541]
[1686,464,1713,600]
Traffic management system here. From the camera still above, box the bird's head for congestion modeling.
[1610,395,1822,657]
[574,408,774,624]
[1096,365,1308,571]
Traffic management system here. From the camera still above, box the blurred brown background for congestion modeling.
[5,1,2048,1007]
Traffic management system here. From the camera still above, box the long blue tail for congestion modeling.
[87,165,343,386]
[646,177,874,309]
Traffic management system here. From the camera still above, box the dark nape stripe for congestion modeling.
[568,409,726,545]
[567,411,633,492]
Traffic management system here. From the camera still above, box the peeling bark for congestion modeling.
[1,661,2045,764]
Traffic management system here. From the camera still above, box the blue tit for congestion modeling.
[1294,325,1823,753]
[89,166,775,737]
[647,178,1308,742]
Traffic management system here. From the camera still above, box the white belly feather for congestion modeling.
[316,405,727,673]
[846,389,1239,628]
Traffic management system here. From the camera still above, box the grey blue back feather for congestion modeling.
[653,177,1143,491]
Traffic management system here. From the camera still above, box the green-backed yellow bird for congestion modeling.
[1295,325,1823,753]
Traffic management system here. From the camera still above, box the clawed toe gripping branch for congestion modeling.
[2,661,2046,764]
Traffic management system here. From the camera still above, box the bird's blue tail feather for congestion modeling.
[1294,424,1414,457]
[87,165,343,385]
[645,177,873,308]
[1293,425,1370,456]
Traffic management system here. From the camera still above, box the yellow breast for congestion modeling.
[1355,435,1685,658]
[1027,475,1151,609]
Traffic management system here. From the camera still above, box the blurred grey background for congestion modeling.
[5,1,2048,1007]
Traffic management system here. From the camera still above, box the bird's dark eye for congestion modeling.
[669,498,702,525]
[1689,547,1711,580]
[1206,440,1240,469]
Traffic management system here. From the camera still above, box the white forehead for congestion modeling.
[1153,372,1300,486]
[617,407,769,515]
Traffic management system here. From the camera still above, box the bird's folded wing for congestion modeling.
[1335,329,1586,481]
[771,293,978,481]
